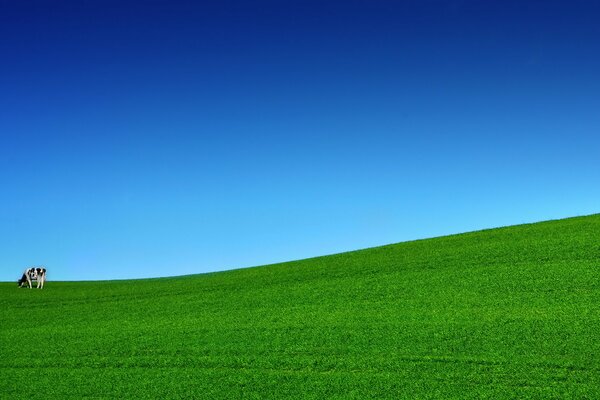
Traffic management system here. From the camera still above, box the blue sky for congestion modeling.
[1,0,598,281]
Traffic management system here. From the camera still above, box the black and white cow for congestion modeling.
[18,267,46,289]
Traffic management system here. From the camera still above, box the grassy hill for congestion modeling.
[1,214,599,399]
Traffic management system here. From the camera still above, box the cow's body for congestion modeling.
[17,268,36,288]
[18,267,46,289]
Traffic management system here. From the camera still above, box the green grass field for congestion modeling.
[1,214,599,399]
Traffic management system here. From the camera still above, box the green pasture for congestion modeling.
[1,214,599,398]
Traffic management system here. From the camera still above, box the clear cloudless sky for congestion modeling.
[1,0,598,281]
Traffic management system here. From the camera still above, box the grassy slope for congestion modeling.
[1,214,599,399]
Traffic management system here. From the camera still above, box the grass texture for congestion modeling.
[1,214,599,399]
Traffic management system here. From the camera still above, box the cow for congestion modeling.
[18,267,47,289]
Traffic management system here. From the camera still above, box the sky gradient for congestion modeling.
[1,0,599,281]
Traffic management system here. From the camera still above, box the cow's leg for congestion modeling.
[39,275,45,289]
[27,275,32,289]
